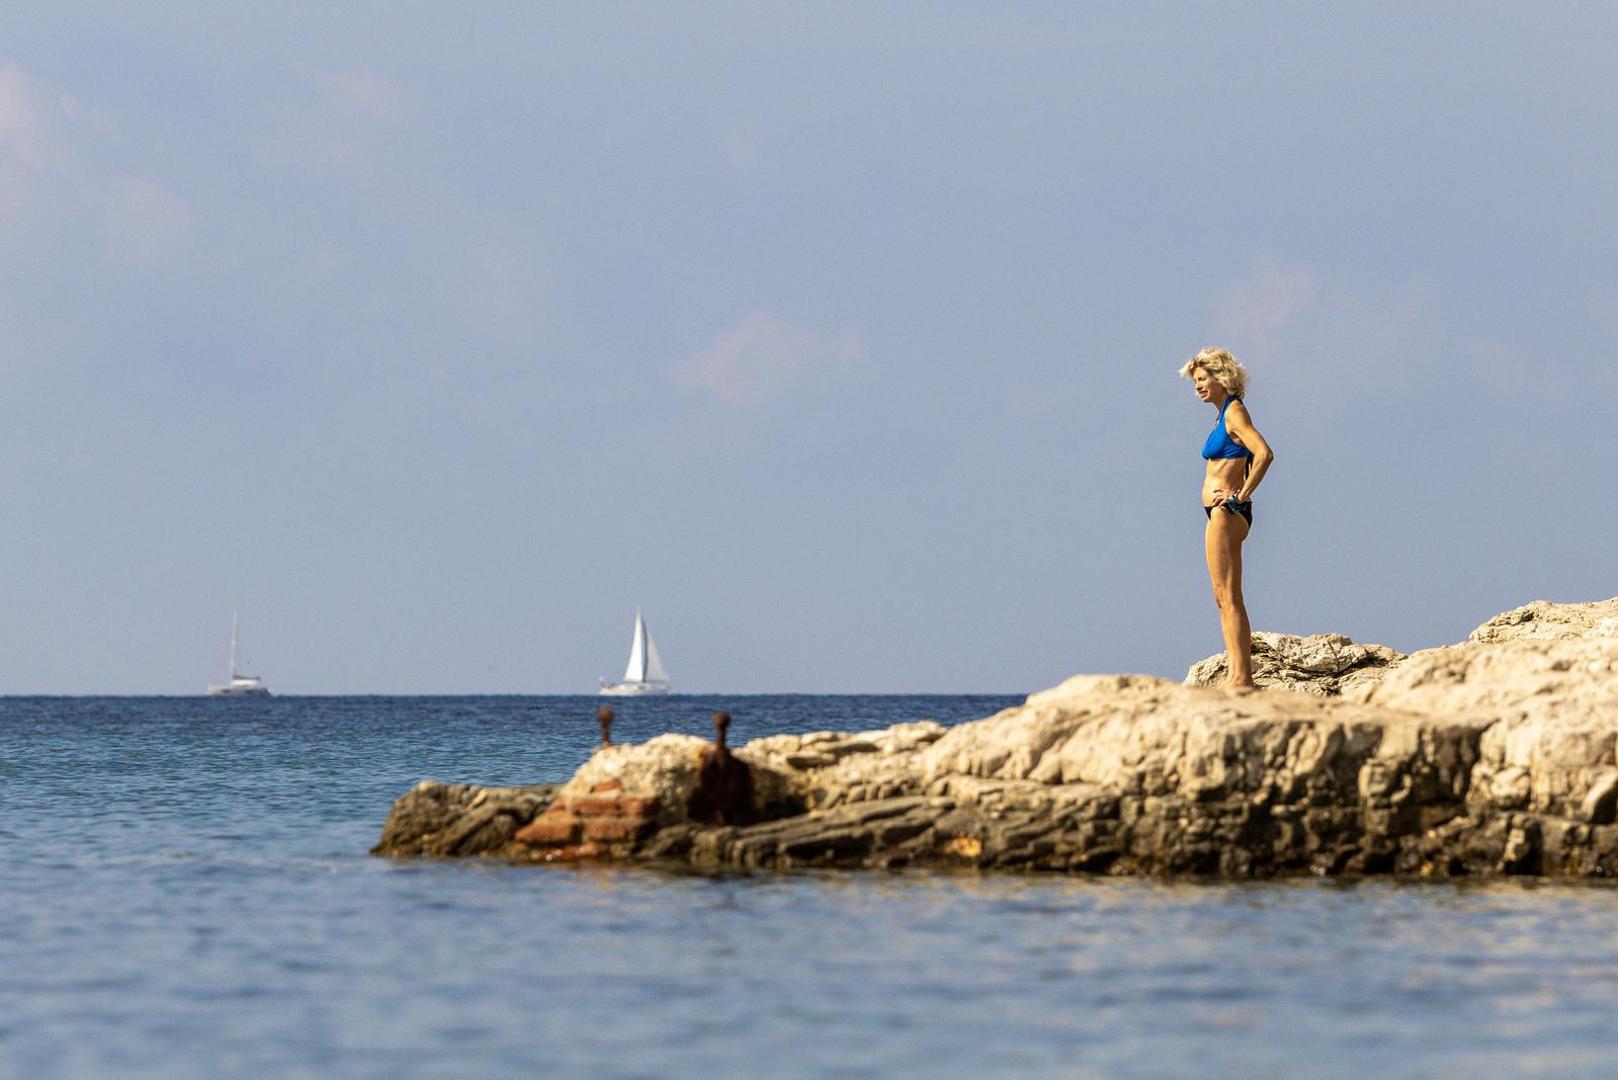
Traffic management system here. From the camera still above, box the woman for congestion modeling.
[1180,348,1274,688]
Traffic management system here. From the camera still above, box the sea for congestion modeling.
[6,695,1618,1079]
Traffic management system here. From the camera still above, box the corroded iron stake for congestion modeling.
[688,710,752,826]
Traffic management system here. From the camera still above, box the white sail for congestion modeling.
[643,626,668,684]
[622,610,647,682]
[208,611,271,697]
[600,607,670,695]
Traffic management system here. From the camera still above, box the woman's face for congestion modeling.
[1192,367,1221,402]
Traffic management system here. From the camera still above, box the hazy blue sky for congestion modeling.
[2,3,1613,693]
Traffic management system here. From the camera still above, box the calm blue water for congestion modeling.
[6,695,1618,1079]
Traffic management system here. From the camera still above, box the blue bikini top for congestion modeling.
[1202,396,1253,461]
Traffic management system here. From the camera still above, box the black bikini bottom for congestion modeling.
[1204,501,1253,526]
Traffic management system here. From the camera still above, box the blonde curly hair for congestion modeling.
[1178,347,1249,399]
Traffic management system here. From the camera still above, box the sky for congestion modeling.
[1,3,1614,694]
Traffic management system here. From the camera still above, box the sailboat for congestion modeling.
[206,613,272,697]
[599,608,671,696]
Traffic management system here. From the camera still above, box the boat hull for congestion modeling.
[210,614,271,697]
[599,681,670,697]
[207,680,271,698]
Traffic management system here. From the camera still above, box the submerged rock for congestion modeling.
[374,595,1618,878]
[371,781,557,857]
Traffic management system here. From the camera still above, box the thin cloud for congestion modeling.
[1210,262,1318,347]
[1214,270,1448,415]
[102,173,193,263]
[722,122,765,172]
[0,60,189,264]
[672,312,863,405]
[0,61,68,173]
[252,68,413,184]
[316,69,404,121]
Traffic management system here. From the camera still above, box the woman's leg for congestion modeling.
[1204,509,1253,687]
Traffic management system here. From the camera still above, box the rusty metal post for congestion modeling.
[688,710,751,826]
[712,710,730,753]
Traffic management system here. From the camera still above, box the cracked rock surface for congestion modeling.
[1184,631,1405,696]
[375,596,1618,878]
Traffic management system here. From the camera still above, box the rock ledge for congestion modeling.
[374,597,1618,878]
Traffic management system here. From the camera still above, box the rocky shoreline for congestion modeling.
[373,596,1618,878]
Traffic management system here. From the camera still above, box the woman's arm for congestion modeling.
[1224,401,1274,500]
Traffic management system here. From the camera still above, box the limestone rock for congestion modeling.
[1466,596,1618,644]
[560,734,717,828]
[1184,632,1405,696]
[1349,635,1618,824]
[743,721,947,810]
[1177,595,1617,699]
[373,594,1618,879]
[496,733,804,861]
[743,722,945,776]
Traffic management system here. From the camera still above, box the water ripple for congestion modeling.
[8,697,1618,1077]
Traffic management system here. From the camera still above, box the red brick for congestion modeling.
[566,795,620,816]
[582,816,654,843]
[616,796,660,817]
[567,793,661,818]
[515,814,581,846]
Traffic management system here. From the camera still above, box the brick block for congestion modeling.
[567,795,623,816]
[515,814,581,846]
[616,796,660,817]
[567,793,661,818]
[582,816,654,843]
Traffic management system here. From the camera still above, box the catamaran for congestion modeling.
[207,613,272,697]
[600,608,670,696]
